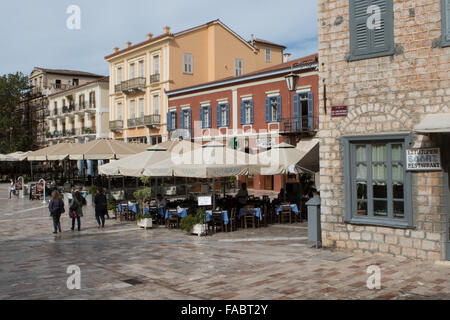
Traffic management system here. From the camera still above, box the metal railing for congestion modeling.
[144,114,160,127]
[109,120,124,131]
[150,73,160,84]
[118,77,146,93]
[280,116,319,133]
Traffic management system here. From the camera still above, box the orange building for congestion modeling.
[105,19,286,144]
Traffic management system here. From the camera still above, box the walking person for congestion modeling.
[8,179,16,199]
[69,191,84,231]
[93,187,107,229]
[48,190,65,234]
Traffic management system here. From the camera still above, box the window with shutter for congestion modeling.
[442,0,450,46]
[167,112,172,131]
[240,101,246,125]
[183,54,193,74]
[349,0,394,61]
[216,105,222,127]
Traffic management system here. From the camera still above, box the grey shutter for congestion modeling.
[446,0,450,41]
[208,106,212,128]
[216,105,221,127]
[225,104,230,127]
[349,0,394,59]
[240,101,245,125]
[200,107,204,129]
[249,100,254,124]
[265,98,271,123]
[276,96,282,122]
[293,94,300,131]
[307,92,314,131]
[179,110,184,129]
[188,109,192,129]
[167,112,172,131]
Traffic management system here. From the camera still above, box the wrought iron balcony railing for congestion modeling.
[150,73,160,84]
[117,77,146,94]
[109,120,124,131]
[280,116,319,134]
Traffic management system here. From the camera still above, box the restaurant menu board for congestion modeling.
[406,148,441,171]
[198,196,212,206]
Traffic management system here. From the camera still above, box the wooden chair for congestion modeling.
[226,208,237,232]
[209,211,225,233]
[118,201,129,222]
[280,204,293,224]
[259,204,268,228]
[166,209,179,229]
[242,208,256,229]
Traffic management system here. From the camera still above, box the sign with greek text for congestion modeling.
[331,106,348,117]
[406,148,441,171]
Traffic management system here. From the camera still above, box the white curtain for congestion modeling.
[356,146,367,180]
[372,145,387,181]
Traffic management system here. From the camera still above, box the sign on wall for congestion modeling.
[331,106,348,117]
[406,148,442,171]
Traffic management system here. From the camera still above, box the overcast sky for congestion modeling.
[0,0,318,76]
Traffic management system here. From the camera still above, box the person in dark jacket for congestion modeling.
[69,191,84,231]
[93,187,107,229]
[48,190,64,234]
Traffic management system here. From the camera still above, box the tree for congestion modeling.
[0,72,30,153]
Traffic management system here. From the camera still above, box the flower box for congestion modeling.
[191,224,207,237]
[137,218,153,229]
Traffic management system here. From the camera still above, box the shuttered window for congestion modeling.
[442,0,450,46]
[200,106,211,129]
[183,54,193,74]
[167,111,176,131]
[349,0,394,61]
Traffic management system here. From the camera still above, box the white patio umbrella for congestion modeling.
[98,140,201,177]
[257,140,320,201]
[27,143,76,161]
[68,139,148,161]
[145,141,261,178]
[258,140,320,175]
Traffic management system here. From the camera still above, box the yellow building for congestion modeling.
[105,19,286,144]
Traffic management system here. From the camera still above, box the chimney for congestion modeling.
[113,47,119,53]
[126,41,132,48]
[163,26,171,34]
[283,53,292,63]
[146,33,153,41]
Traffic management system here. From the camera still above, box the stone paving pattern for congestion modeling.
[0,184,449,300]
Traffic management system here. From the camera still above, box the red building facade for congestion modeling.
[166,55,319,192]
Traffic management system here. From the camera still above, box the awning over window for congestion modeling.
[415,114,450,134]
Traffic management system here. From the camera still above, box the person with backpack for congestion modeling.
[48,190,65,234]
[93,187,107,229]
[69,190,85,231]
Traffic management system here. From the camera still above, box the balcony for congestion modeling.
[280,116,319,134]
[74,127,96,136]
[127,114,161,128]
[150,73,160,84]
[109,120,124,131]
[30,86,42,97]
[144,114,161,127]
[117,77,146,94]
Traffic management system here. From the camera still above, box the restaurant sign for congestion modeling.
[331,106,348,117]
[406,148,441,171]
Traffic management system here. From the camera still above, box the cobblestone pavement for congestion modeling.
[0,184,449,300]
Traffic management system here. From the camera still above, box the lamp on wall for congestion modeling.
[285,72,299,91]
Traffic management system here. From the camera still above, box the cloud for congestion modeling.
[0,0,318,76]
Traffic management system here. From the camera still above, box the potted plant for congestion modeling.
[107,196,117,218]
[86,185,97,206]
[136,211,153,229]
[180,208,207,237]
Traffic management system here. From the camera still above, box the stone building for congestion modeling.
[318,0,449,261]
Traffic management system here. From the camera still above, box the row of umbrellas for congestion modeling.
[98,138,320,178]
[26,139,148,162]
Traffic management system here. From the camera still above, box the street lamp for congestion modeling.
[285,72,299,92]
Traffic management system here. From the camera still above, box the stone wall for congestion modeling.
[318,0,449,260]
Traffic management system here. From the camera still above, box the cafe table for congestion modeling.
[239,208,263,221]
[165,207,188,220]
[118,202,139,214]
[206,210,229,225]
[275,204,299,215]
